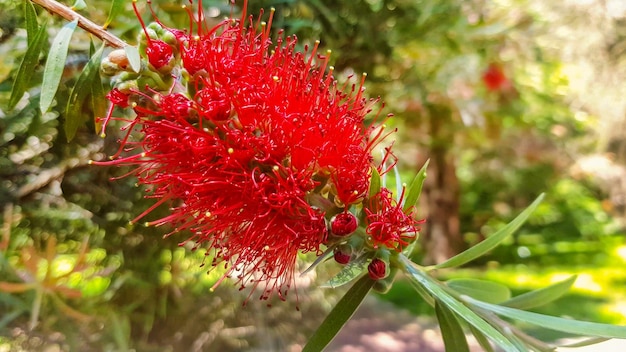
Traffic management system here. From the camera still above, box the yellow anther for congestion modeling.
[273,76,279,82]
[205,211,212,218]
[131,102,138,108]
[228,148,234,154]
[264,245,270,251]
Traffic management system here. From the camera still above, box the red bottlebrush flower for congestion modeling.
[331,212,358,237]
[482,63,509,92]
[368,258,389,280]
[95,0,393,304]
[365,188,423,251]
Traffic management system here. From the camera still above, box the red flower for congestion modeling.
[482,63,509,92]
[365,188,422,251]
[95,0,391,303]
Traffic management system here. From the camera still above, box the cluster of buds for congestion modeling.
[94,0,424,304]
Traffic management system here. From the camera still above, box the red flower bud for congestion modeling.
[368,258,389,280]
[331,212,358,236]
[146,39,174,70]
[333,246,352,265]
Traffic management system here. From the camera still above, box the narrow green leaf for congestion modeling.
[89,41,107,135]
[560,337,609,348]
[434,193,545,269]
[301,245,335,276]
[124,46,141,73]
[9,22,48,110]
[322,252,371,288]
[401,256,522,351]
[468,325,495,352]
[403,159,429,212]
[466,297,626,339]
[302,275,374,352]
[435,300,470,352]
[40,19,78,113]
[502,275,577,310]
[65,44,105,141]
[23,0,39,44]
[369,166,381,198]
[104,0,126,29]
[447,279,511,304]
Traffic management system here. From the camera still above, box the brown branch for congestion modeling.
[31,0,127,49]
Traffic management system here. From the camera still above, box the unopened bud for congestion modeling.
[331,212,358,237]
[333,245,352,265]
[372,267,398,293]
[368,258,389,280]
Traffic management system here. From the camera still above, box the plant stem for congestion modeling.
[31,0,127,49]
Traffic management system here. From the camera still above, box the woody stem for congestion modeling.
[31,0,127,49]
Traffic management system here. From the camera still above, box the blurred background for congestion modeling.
[2,0,626,350]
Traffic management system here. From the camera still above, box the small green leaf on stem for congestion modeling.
[9,21,48,110]
[40,19,78,113]
[434,193,544,270]
[303,275,374,352]
[447,278,511,304]
[403,159,429,213]
[435,299,470,352]
[502,275,577,310]
[71,0,86,10]
[124,46,141,73]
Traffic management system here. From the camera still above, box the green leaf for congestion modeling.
[466,297,626,339]
[90,44,107,135]
[401,256,522,351]
[124,46,141,73]
[560,337,609,348]
[403,159,429,213]
[369,166,381,198]
[104,0,126,29]
[322,252,371,288]
[65,44,105,141]
[9,21,48,110]
[40,19,78,113]
[502,275,577,310]
[468,325,495,352]
[71,0,87,10]
[302,275,374,352]
[434,193,545,269]
[447,279,511,304]
[23,0,39,44]
[435,300,470,352]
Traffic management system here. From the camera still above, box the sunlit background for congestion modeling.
[2,0,626,350]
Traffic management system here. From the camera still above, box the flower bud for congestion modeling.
[372,266,398,293]
[333,245,352,265]
[368,257,389,280]
[331,212,358,237]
